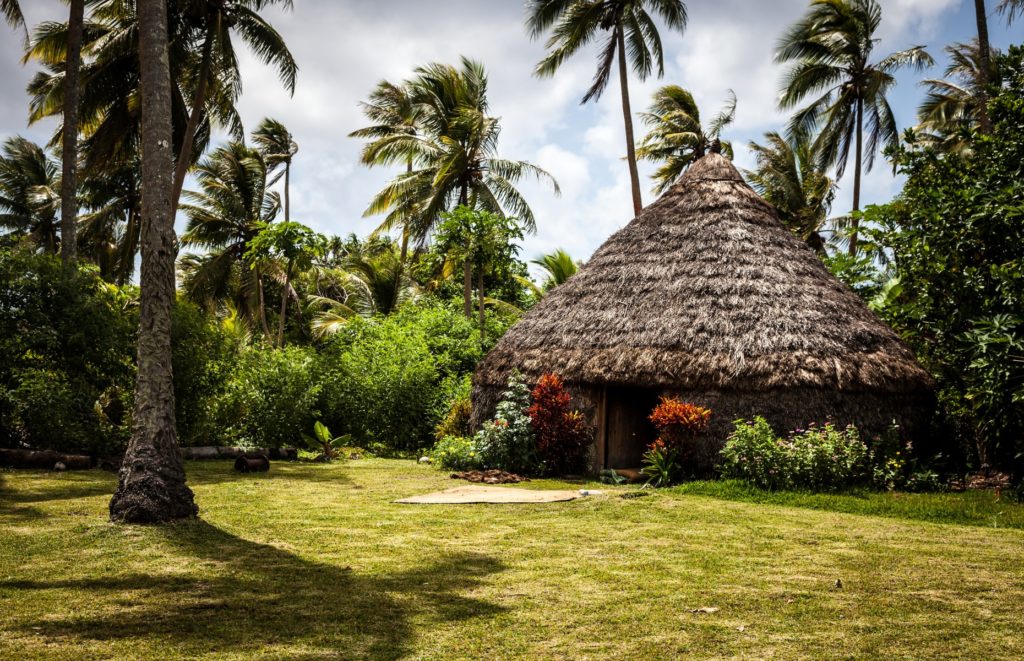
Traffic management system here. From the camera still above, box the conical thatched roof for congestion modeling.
[475,153,931,393]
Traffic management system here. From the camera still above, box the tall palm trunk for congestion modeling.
[459,183,472,318]
[277,259,292,347]
[399,159,412,264]
[256,269,273,342]
[974,0,993,134]
[283,162,290,221]
[171,22,215,213]
[60,0,85,266]
[849,97,863,257]
[616,25,642,217]
[110,0,197,524]
[477,267,485,334]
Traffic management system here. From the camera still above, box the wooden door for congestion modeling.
[603,387,659,469]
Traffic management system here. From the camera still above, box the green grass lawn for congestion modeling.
[2,460,1023,659]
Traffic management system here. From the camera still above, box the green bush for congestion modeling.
[0,247,135,454]
[319,317,438,452]
[171,300,240,447]
[720,418,870,492]
[214,346,320,448]
[430,435,482,470]
[474,372,538,474]
[435,384,473,441]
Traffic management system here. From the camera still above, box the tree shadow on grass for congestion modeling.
[3,519,506,657]
[0,469,114,519]
[184,460,355,487]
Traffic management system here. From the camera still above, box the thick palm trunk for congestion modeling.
[849,98,863,257]
[277,260,292,347]
[974,0,993,134]
[171,23,215,213]
[477,268,485,334]
[60,0,85,266]
[110,0,197,524]
[616,25,643,217]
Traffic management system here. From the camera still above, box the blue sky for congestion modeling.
[0,1,1018,275]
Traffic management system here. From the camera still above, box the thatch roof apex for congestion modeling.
[475,154,932,394]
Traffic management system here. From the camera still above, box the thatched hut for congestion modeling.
[471,153,933,473]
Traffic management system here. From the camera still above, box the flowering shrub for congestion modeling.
[527,373,592,475]
[720,418,870,491]
[474,372,539,474]
[430,435,482,471]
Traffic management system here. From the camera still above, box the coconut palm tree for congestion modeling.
[776,0,932,256]
[109,0,197,524]
[349,79,423,262]
[916,40,1000,154]
[0,136,60,254]
[1,0,24,40]
[974,0,993,134]
[744,132,836,255]
[169,0,297,210]
[60,0,85,266]
[362,58,558,319]
[532,248,580,291]
[636,86,736,194]
[179,142,280,340]
[78,157,142,284]
[307,250,419,338]
[527,0,688,216]
[999,0,1024,22]
[25,1,235,179]
[252,118,297,221]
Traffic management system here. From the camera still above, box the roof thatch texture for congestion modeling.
[475,153,932,394]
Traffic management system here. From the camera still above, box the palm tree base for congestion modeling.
[110,451,198,524]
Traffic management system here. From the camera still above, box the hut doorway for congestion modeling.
[602,387,660,469]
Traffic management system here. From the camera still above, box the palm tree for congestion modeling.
[60,0,85,266]
[776,0,932,256]
[916,40,1000,154]
[179,142,280,341]
[0,137,60,254]
[532,248,580,291]
[744,132,836,255]
[25,2,231,179]
[78,157,142,284]
[109,0,197,524]
[349,80,422,262]
[169,0,297,210]
[252,118,297,221]
[361,58,559,318]
[636,86,736,194]
[1,0,25,41]
[527,0,688,216]
[999,0,1024,22]
[307,251,419,338]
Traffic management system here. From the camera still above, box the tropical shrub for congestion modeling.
[213,346,321,448]
[318,316,438,452]
[641,440,679,487]
[302,421,351,461]
[0,246,135,455]
[475,372,538,473]
[861,47,1024,477]
[436,390,473,441]
[527,373,592,475]
[720,418,870,491]
[430,435,483,471]
[641,397,712,484]
[171,300,241,447]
